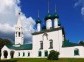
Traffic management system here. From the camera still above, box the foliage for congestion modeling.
[48,50,59,60]
[79,41,84,46]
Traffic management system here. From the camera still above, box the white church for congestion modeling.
[1,6,84,59]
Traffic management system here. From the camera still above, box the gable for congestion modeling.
[1,45,10,51]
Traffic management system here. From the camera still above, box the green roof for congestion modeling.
[52,13,59,19]
[6,44,32,50]
[44,13,59,20]
[62,40,79,47]
[44,13,52,20]
[36,18,41,24]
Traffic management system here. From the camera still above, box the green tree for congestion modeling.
[79,41,84,46]
[48,50,59,60]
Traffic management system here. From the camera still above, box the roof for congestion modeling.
[32,27,63,35]
[44,13,52,20]
[6,44,32,50]
[36,18,41,24]
[44,13,59,20]
[52,13,59,19]
[62,40,79,47]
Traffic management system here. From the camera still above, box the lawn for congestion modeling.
[0,58,84,62]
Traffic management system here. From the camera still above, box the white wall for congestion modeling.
[32,29,64,57]
[60,46,84,58]
[14,50,32,58]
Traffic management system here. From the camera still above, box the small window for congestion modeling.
[45,51,48,57]
[50,41,53,49]
[23,52,25,56]
[74,48,79,56]
[28,52,30,56]
[38,51,42,57]
[18,52,20,56]
[49,39,53,49]
[40,41,43,49]
[18,32,20,37]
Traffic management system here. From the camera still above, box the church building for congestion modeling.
[1,5,84,59]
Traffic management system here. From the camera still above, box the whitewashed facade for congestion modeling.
[1,12,84,60]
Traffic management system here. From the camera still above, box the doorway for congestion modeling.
[10,51,14,58]
[3,50,8,58]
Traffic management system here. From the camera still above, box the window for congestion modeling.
[18,32,20,37]
[74,48,79,56]
[16,32,17,37]
[19,28,20,30]
[23,52,25,56]
[42,33,48,40]
[28,52,30,56]
[40,41,43,49]
[38,51,42,57]
[18,52,20,56]
[50,42,53,49]
[45,51,48,57]
[49,39,53,49]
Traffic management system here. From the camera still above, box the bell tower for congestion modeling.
[15,13,24,45]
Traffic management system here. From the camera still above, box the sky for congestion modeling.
[0,0,84,43]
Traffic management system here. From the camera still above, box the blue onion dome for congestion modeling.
[36,18,41,24]
[52,13,59,19]
[44,13,52,20]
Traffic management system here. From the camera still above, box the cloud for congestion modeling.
[0,0,36,43]
[74,0,84,16]
[81,7,84,16]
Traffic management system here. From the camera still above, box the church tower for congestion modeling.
[45,0,52,30]
[36,10,41,32]
[15,13,24,45]
[53,5,59,28]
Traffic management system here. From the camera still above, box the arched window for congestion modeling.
[10,51,14,58]
[3,50,8,58]
[42,33,48,40]
[18,52,20,56]
[49,39,53,49]
[38,51,42,57]
[45,51,48,57]
[18,32,20,37]
[23,52,25,56]
[74,48,79,56]
[28,52,30,56]
[40,41,43,49]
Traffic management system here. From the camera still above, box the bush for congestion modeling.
[48,50,59,60]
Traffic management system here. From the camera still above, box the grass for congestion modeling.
[0,58,84,62]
